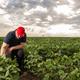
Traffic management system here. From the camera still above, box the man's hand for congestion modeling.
[9,47,13,52]
[7,47,14,53]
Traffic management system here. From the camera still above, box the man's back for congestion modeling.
[4,31,26,47]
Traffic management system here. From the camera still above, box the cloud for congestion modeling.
[0,8,7,14]
[0,0,80,36]
[47,24,79,34]
[54,5,74,16]
[67,0,75,5]
[0,0,9,8]
[24,6,47,16]
[46,15,53,21]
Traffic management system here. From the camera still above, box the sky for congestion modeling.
[0,0,80,37]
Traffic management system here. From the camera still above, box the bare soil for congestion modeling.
[20,71,40,80]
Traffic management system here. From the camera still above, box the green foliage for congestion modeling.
[24,37,80,80]
[0,37,3,45]
[0,37,80,80]
[0,56,19,80]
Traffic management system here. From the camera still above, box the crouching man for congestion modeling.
[0,26,27,75]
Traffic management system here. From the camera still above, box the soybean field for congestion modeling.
[0,37,80,80]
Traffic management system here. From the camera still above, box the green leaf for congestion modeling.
[5,70,9,77]
[0,67,3,71]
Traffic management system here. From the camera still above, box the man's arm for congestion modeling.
[9,42,26,52]
[10,37,27,51]
[0,42,9,56]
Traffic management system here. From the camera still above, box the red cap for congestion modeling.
[16,26,25,38]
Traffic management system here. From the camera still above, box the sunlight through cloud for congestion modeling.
[54,5,74,16]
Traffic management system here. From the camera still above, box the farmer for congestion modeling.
[0,26,27,75]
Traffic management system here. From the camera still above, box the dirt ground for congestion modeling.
[20,71,40,80]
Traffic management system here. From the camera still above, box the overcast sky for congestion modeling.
[0,0,80,37]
